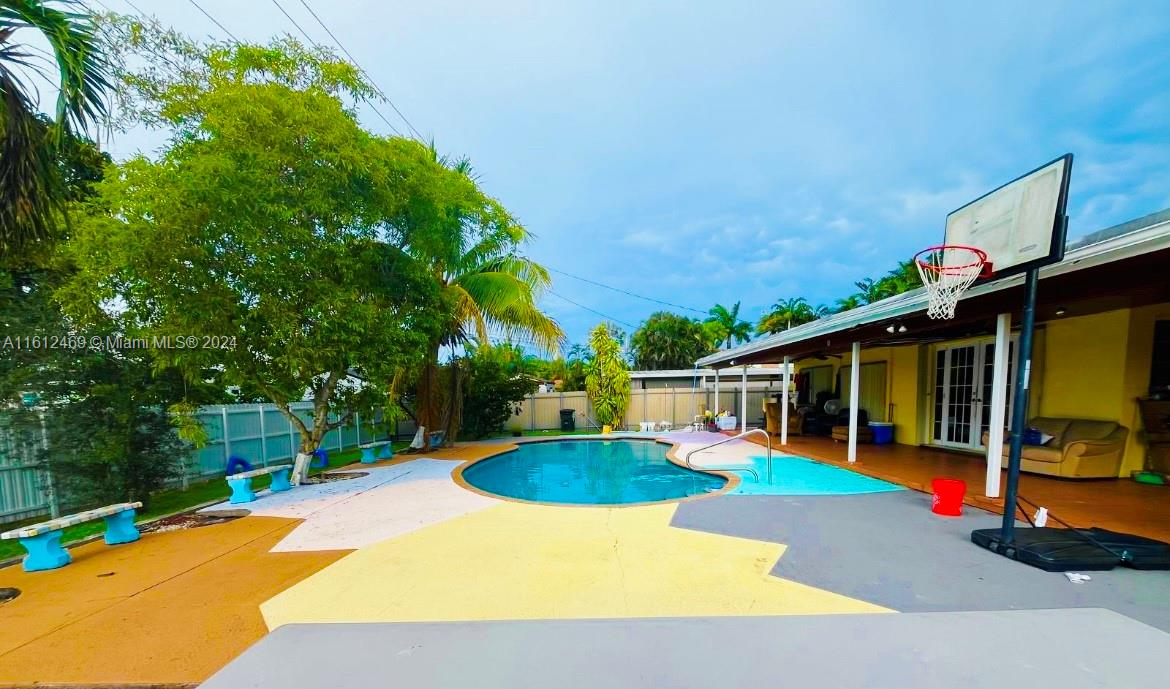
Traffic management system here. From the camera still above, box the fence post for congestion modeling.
[257,404,268,467]
[221,406,232,465]
[530,394,536,431]
[40,413,60,518]
[289,409,298,459]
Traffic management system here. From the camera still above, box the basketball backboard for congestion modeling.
[943,154,1073,280]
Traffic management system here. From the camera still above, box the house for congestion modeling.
[697,208,1170,497]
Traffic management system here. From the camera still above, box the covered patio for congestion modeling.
[699,209,1170,539]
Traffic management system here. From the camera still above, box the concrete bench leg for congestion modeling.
[379,443,394,459]
[360,447,378,463]
[228,476,256,503]
[269,467,293,492]
[20,531,71,572]
[103,509,141,545]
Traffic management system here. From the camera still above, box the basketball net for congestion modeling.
[915,246,990,320]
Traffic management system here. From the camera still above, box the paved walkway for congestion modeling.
[203,609,1170,689]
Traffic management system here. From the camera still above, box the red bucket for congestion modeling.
[930,478,966,516]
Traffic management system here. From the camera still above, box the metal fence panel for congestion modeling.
[0,401,396,526]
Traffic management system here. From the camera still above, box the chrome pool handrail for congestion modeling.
[684,428,773,485]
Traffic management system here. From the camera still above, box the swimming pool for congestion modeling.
[460,439,727,505]
[724,455,903,496]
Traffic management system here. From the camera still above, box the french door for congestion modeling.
[932,340,1015,449]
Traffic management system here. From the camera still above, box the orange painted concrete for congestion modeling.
[0,516,347,686]
[743,433,1170,542]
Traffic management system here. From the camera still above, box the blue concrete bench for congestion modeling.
[227,464,293,504]
[1,501,143,572]
[359,441,393,463]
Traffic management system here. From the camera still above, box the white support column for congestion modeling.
[781,356,791,446]
[257,404,268,467]
[848,341,861,463]
[985,312,1012,497]
[714,369,720,416]
[741,365,748,433]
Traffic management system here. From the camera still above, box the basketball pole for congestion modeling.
[998,266,1039,542]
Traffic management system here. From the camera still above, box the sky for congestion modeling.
[57,1,1170,348]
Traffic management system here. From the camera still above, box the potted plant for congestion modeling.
[507,421,523,438]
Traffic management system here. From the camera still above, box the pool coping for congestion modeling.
[450,436,742,508]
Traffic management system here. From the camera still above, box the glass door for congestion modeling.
[932,339,1016,449]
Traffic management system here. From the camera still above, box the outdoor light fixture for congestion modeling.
[886,323,908,334]
[1055,307,1067,316]
[885,324,895,333]
[898,325,908,333]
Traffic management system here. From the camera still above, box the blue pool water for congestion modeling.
[725,455,904,496]
[461,439,726,505]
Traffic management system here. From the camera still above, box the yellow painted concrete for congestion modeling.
[261,502,889,629]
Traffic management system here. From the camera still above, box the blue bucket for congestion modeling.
[869,422,894,445]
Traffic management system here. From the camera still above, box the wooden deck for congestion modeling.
[741,433,1170,543]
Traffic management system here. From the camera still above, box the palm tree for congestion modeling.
[1,0,111,256]
[834,294,863,312]
[853,277,889,305]
[756,296,818,335]
[705,301,751,349]
[406,147,564,447]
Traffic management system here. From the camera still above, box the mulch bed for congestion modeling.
[140,512,244,535]
[305,471,366,484]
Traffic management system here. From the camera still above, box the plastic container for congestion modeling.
[869,422,894,445]
[930,478,966,516]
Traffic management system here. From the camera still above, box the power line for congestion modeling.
[547,266,707,315]
[296,0,426,141]
[266,0,404,137]
[547,290,636,330]
[185,0,240,42]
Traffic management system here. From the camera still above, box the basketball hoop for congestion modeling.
[915,245,991,320]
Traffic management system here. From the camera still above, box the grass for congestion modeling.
[0,441,410,563]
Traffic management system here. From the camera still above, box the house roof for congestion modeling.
[629,366,789,379]
[696,207,1170,369]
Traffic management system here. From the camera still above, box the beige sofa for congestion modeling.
[982,417,1129,479]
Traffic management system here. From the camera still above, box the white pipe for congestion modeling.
[781,356,790,446]
[741,365,748,433]
[848,341,861,463]
[985,313,1011,497]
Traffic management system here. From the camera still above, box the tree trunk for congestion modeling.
[413,340,443,451]
[443,358,463,447]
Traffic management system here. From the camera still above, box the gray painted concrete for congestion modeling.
[201,609,1169,688]
[672,490,1170,631]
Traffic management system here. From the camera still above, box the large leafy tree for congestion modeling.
[61,29,443,467]
[1,0,110,257]
[705,301,751,349]
[629,311,711,370]
[585,323,629,428]
[400,149,563,448]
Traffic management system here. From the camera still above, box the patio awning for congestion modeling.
[697,208,1170,368]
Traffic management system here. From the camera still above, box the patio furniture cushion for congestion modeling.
[1029,418,1072,446]
[1020,445,1063,463]
[1066,419,1120,442]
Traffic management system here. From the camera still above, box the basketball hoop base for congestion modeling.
[915,245,990,320]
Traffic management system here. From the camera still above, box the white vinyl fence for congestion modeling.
[507,386,778,432]
[0,402,410,525]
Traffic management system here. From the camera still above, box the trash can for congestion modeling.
[930,478,966,516]
[559,409,575,432]
[869,422,894,445]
